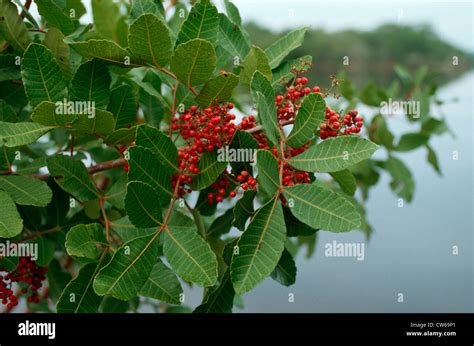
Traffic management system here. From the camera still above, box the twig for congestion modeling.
[20,0,32,18]
[99,197,111,243]
[32,157,126,181]
[184,199,207,239]
[245,119,294,134]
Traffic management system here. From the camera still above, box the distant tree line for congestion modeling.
[245,23,473,87]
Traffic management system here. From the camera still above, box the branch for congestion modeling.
[20,0,32,18]
[244,119,294,134]
[155,66,198,96]
[99,197,111,243]
[32,157,126,181]
[185,199,207,239]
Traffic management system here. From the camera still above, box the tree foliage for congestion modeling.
[0,0,447,313]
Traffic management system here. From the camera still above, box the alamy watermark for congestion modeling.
[217,146,257,163]
[0,241,38,261]
[380,98,420,119]
[55,99,96,119]
[324,240,365,261]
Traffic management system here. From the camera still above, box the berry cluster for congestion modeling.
[168,70,364,205]
[271,146,312,187]
[0,257,48,310]
[238,115,270,150]
[170,103,237,198]
[275,77,320,123]
[206,173,235,205]
[319,108,364,139]
[236,170,257,191]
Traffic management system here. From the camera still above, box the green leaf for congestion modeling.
[0,0,31,51]
[139,259,183,304]
[224,0,242,25]
[395,133,429,152]
[105,174,127,209]
[43,28,72,80]
[128,14,172,68]
[69,40,132,66]
[111,216,156,243]
[0,121,51,147]
[270,248,296,286]
[35,0,77,35]
[330,169,357,196]
[130,0,164,20]
[240,46,272,86]
[250,72,280,147]
[162,222,218,287]
[421,117,449,136]
[65,0,86,18]
[195,72,239,106]
[104,127,137,146]
[0,54,21,82]
[394,64,412,84]
[31,101,116,135]
[229,130,258,175]
[71,59,111,109]
[251,69,274,103]
[283,205,318,237]
[207,208,234,238]
[176,0,219,46]
[272,55,312,87]
[57,261,105,313]
[127,146,173,204]
[194,269,234,313]
[0,175,52,207]
[47,155,98,201]
[256,92,280,147]
[282,184,361,232]
[233,190,256,232]
[192,150,227,190]
[94,233,160,301]
[265,28,307,69]
[91,0,127,46]
[359,82,388,107]
[47,258,72,300]
[385,156,414,202]
[125,181,163,228]
[21,43,68,108]
[369,114,394,149]
[135,125,178,174]
[33,237,56,266]
[99,296,130,313]
[0,190,23,238]
[286,93,326,147]
[170,39,216,88]
[231,197,286,294]
[107,85,138,129]
[0,255,18,271]
[256,150,280,198]
[45,179,70,227]
[426,145,441,175]
[288,136,379,173]
[217,13,250,60]
[65,223,107,259]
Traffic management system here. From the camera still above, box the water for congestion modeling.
[182,71,473,312]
